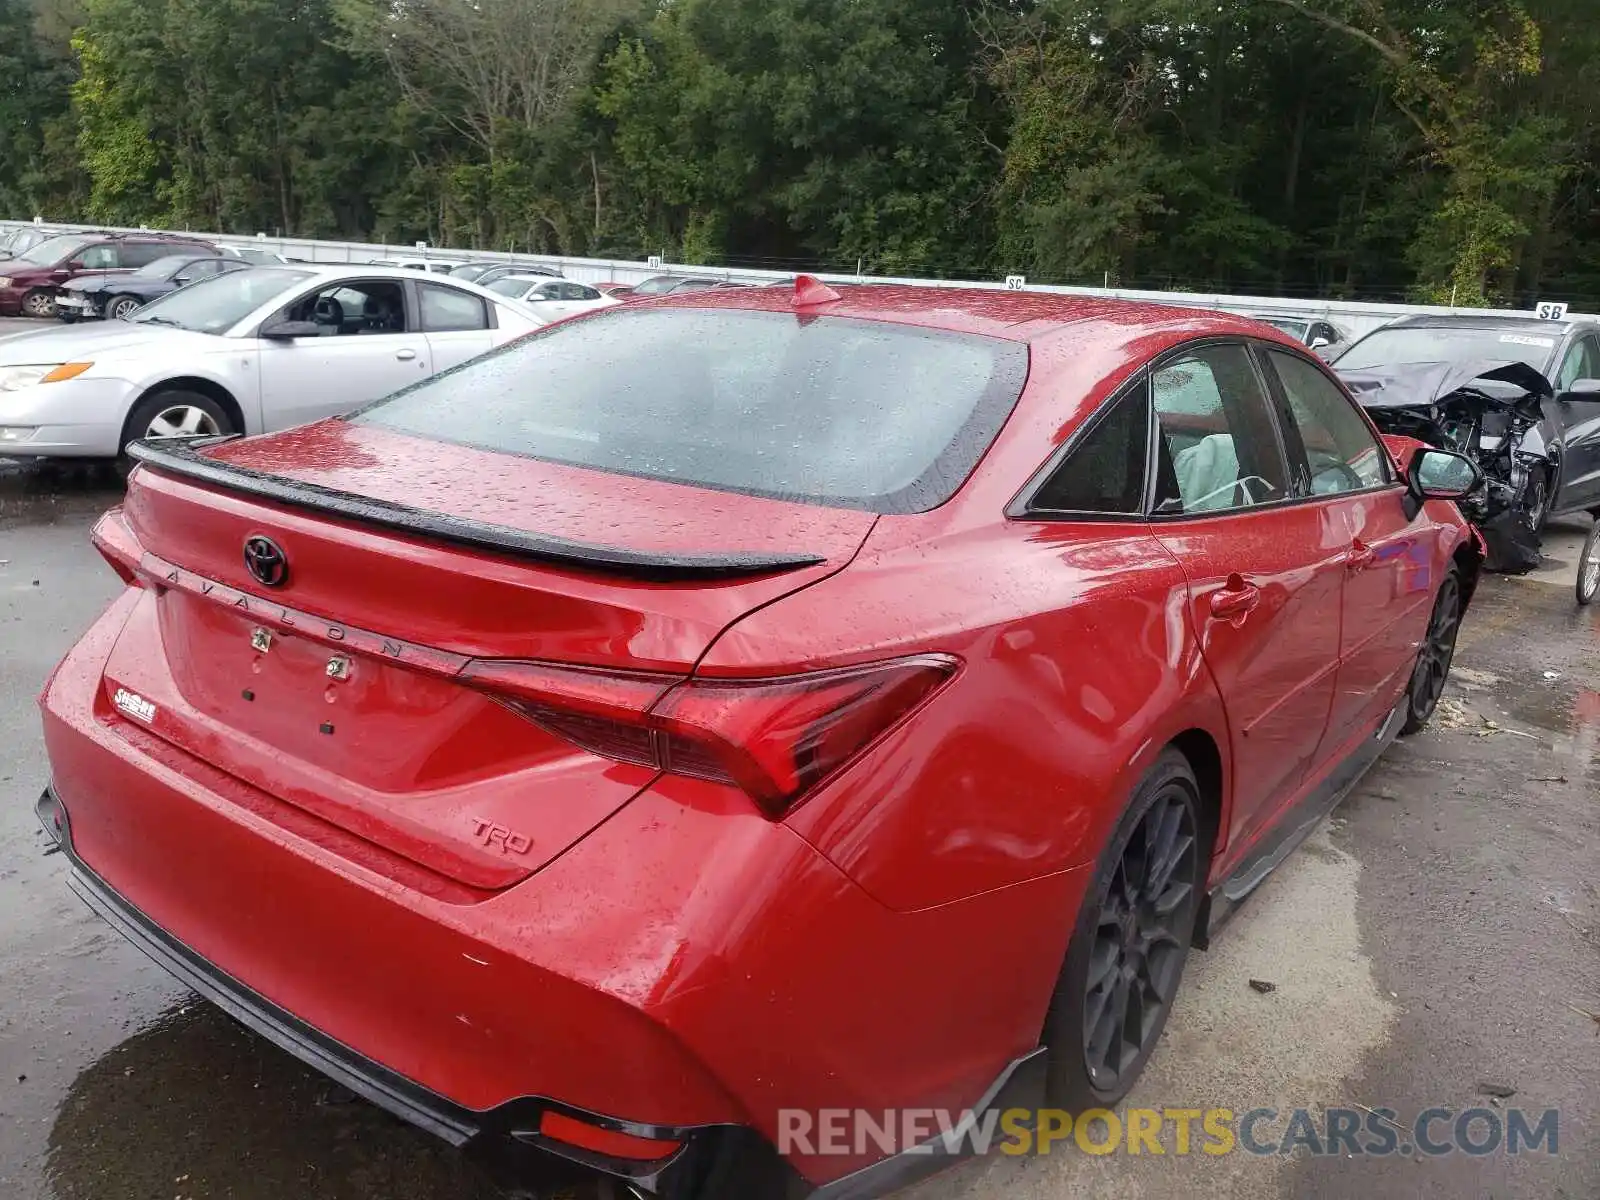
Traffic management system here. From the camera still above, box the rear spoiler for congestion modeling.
[125,439,826,580]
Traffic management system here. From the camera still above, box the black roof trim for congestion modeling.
[126,439,827,580]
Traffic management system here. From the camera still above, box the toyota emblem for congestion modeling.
[243,535,289,588]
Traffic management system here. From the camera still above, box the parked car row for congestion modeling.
[0,225,76,261]
[0,264,542,458]
[0,229,294,321]
[1,231,220,319]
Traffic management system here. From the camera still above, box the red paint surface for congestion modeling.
[42,288,1474,1187]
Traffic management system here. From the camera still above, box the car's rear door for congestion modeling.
[1258,346,1433,759]
[417,280,496,370]
[1145,342,1343,853]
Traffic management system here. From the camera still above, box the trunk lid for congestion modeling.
[103,422,873,890]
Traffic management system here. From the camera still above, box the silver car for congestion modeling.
[0,265,542,459]
[483,275,621,320]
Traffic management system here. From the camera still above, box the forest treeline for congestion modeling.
[2,0,1597,304]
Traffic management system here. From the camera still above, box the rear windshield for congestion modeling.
[355,308,1028,513]
[1338,326,1558,373]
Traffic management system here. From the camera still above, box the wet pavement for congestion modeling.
[2,451,1596,1200]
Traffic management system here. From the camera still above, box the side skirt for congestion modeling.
[1193,699,1404,950]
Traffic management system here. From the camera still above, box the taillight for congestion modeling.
[651,658,957,813]
[460,658,678,769]
[91,508,143,586]
[461,654,958,818]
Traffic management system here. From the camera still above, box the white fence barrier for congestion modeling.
[2,217,1581,340]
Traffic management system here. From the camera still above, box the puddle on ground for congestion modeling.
[41,1000,588,1200]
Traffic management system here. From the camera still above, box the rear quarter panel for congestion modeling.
[701,516,1230,914]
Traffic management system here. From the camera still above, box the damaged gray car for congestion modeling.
[1335,315,1600,571]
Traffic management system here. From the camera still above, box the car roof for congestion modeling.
[645,282,1311,350]
[1381,312,1598,335]
[253,263,483,282]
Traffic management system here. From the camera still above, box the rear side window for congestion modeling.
[122,242,176,268]
[420,285,488,332]
[79,243,119,269]
[1030,379,1149,515]
[356,309,1028,513]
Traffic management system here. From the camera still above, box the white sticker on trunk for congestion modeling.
[1500,334,1556,348]
[112,687,157,723]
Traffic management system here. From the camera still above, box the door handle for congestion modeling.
[1347,539,1376,572]
[1209,574,1261,620]
[396,349,417,361]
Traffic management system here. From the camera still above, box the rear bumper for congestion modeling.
[37,786,480,1144]
[39,591,1075,1192]
[36,784,780,1193]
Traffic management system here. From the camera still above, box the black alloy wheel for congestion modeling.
[1082,790,1198,1092]
[1044,748,1203,1109]
[1401,568,1462,735]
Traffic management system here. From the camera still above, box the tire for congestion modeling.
[1525,463,1555,533]
[1043,748,1203,1110]
[119,389,235,456]
[106,294,142,321]
[1400,567,1463,735]
[21,289,56,319]
[1578,522,1600,606]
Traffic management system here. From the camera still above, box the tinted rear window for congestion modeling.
[356,309,1028,513]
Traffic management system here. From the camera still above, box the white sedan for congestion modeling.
[484,275,620,320]
[0,264,542,459]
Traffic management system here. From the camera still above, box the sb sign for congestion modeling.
[1536,301,1569,321]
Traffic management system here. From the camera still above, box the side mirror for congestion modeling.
[65,259,86,271]
[1558,377,1600,401]
[1408,448,1481,501]
[260,318,322,340]
[172,274,192,286]
[1311,336,1331,349]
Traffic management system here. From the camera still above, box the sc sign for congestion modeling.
[1535,301,1569,321]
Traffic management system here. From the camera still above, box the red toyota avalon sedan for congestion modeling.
[38,281,1481,1198]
